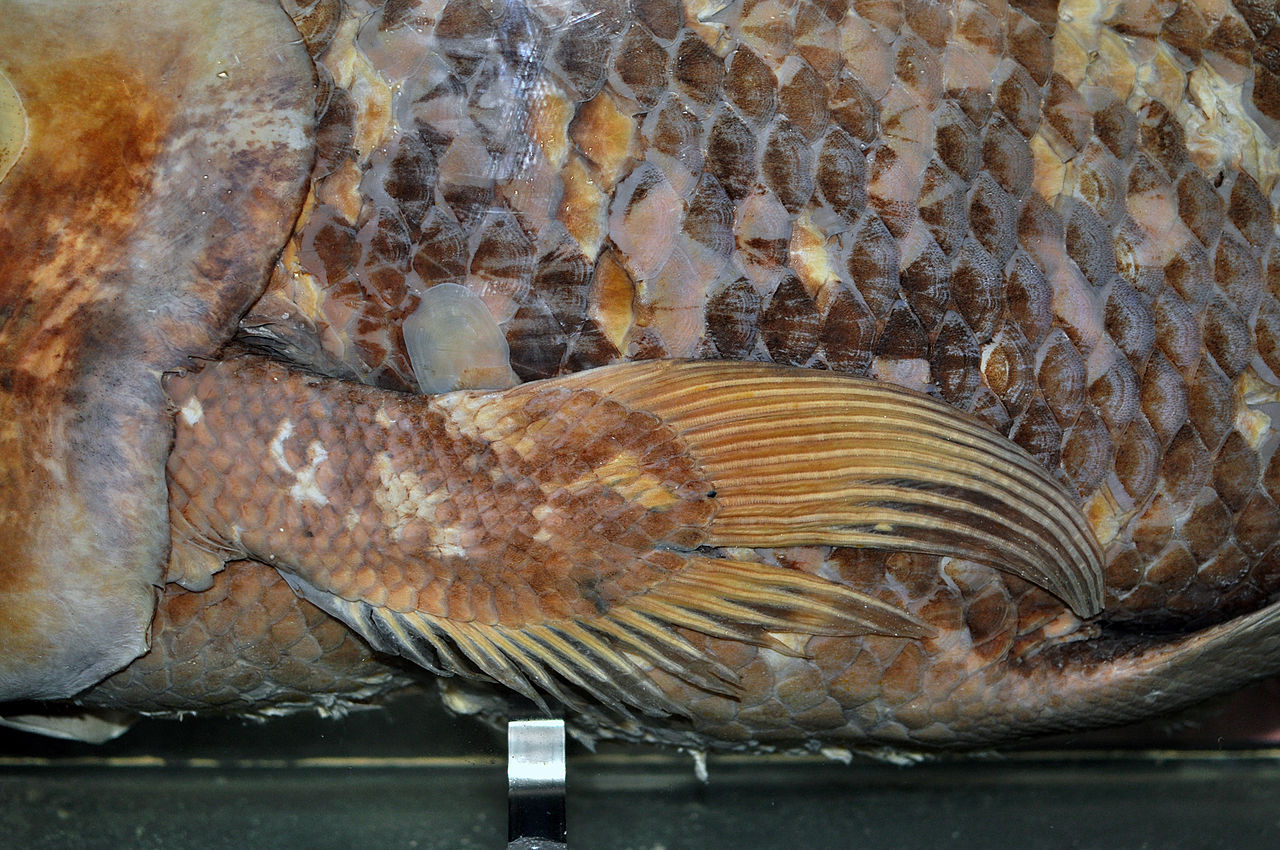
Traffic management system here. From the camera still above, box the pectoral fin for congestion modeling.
[288,359,1099,717]
[560,360,1104,618]
[284,550,930,718]
[172,356,1103,719]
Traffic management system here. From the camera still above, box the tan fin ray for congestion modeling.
[591,612,743,695]
[392,611,474,678]
[436,620,545,705]
[515,625,652,716]
[664,557,931,637]
[559,360,1104,617]
[283,545,928,716]
[524,625,687,717]
[479,628,573,702]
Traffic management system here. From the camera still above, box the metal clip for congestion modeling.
[507,717,567,849]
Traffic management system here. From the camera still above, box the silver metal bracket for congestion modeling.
[506,717,567,849]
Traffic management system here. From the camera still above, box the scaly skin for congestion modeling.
[13,0,1280,751]
[78,353,1276,752]
[248,0,1280,629]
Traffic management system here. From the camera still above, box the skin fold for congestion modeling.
[4,0,1280,755]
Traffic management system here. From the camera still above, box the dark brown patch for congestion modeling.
[1160,425,1213,505]
[1064,201,1116,286]
[778,60,830,141]
[1104,280,1156,368]
[950,238,1004,343]
[434,0,497,78]
[982,114,1034,197]
[873,300,928,361]
[1042,74,1090,154]
[614,24,670,108]
[706,108,759,201]
[967,173,1017,263]
[1214,234,1263,316]
[1004,251,1053,345]
[1176,169,1225,247]
[1164,242,1214,306]
[1202,295,1252,378]
[1114,417,1160,504]
[1088,355,1140,436]
[1060,406,1113,496]
[705,277,762,358]
[1136,102,1189,178]
[995,62,1041,138]
[917,161,966,257]
[634,0,682,41]
[684,172,735,255]
[313,81,356,174]
[1161,0,1207,62]
[725,46,778,125]
[761,119,815,214]
[1186,355,1234,452]
[1139,351,1188,448]
[935,102,980,181]
[1214,431,1262,511]
[411,207,469,285]
[845,214,898,318]
[899,234,949,329]
[819,285,875,375]
[1182,491,1233,561]
[555,26,613,101]
[815,127,866,218]
[1235,493,1280,559]
[759,274,820,365]
[1146,544,1197,595]
[1091,94,1137,160]
[829,71,877,143]
[674,31,725,105]
[931,311,981,405]
[1228,172,1272,247]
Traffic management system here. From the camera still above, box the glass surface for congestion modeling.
[5,683,1280,849]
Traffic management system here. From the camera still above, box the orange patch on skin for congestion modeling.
[558,154,609,260]
[568,90,635,189]
[0,50,171,615]
[0,53,169,369]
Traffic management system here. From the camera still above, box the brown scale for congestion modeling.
[76,0,1280,748]
[84,561,408,716]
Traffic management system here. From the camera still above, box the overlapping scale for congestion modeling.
[215,0,1280,744]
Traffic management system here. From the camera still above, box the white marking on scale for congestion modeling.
[180,397,204,426]
[290,440,331,507]
[269,420,296,473]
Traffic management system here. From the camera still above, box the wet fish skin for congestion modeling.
[0,0,316,702]
[229,0,1280,749]
[251,0,1280,630]
[10,0,1280,752]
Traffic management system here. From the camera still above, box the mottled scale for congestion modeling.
[210,0,1280,745]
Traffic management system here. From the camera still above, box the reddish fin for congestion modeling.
[561,360,1104,617]
[284,550,929,719]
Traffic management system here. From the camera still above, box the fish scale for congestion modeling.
[11,0,1277,751]
[247,0,1280,630]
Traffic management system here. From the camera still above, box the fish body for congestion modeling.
[4,0,1280,754]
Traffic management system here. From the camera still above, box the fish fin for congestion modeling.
[0,709,135,743]
[557,360,1105,618]
[995,597,1280,738]
[282,551,929,719]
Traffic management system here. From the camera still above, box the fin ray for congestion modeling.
[560,360,1104,617]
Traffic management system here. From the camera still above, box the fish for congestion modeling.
[2,0,1280,757]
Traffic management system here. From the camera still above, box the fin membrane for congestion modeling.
[277,358,1102,718]
[283,553,930,719]
[560,360,1105,617]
